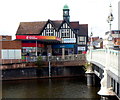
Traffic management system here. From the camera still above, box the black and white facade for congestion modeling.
[16,4,88,56]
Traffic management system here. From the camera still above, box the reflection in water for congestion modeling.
[2,77,101,99]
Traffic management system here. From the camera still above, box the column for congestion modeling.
[62,48,65,59]
[85,63,95,86]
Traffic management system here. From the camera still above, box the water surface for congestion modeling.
[2,77,100,99]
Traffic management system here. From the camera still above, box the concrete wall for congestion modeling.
[2,66,85,80]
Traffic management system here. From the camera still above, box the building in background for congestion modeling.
[102,30,120,49]
[0,35,22,64]
[16,5,88,61]
[88,37,103,49]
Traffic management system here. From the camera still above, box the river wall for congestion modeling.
[2,66,85,80]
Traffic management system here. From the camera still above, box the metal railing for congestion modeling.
[41,54,85,61]
[1,54,86,64]
[24,54,85,62]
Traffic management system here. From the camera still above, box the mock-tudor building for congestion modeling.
[16,5,88,61]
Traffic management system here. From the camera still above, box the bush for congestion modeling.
[36,56,44,67]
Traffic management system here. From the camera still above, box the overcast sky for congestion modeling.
[0,0,119,39]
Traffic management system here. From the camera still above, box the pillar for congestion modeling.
[86,73,95,86]
[85,63,95,86]
[101,96,109,100]
[62,48,65,59]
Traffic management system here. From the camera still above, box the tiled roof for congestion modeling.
[70,21,79,29]
[16,20,88,36]
[16,21,47,35]
[78,24,88,35]
[51,20,63,30]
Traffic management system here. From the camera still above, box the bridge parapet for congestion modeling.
[86,49,120,99]
[87,49,120,78]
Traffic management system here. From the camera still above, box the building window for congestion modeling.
[80,37,85,41]
[2,36,6,40]
[61,29,70,38]
[78,36,86,45]
[45,28,54,36]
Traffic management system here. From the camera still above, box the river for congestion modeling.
[2,76,101,99]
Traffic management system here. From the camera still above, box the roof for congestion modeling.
[95,38,103,43]
[16,21,47,35]
[51,20,63,30]
[63,4,69,9]
[70,21,79,29]
[78,24,88,35]
[16,20,88,36]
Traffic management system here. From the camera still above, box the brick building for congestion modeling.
[0,35,22,64]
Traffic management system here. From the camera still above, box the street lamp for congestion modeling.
[90,31,93,60]
[107,4,114,41]
[98,4,115,97]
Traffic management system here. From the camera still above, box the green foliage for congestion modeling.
[36,56,44,67]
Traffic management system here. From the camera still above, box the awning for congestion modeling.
[16,35,61,43]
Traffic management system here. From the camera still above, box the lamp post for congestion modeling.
[90,32,93,60]
[98,4,115,98]
[107,4,114,33]
[106,4,114,48]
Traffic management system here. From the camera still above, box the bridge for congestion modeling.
[86,48,120,99]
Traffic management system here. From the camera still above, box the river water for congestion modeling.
[2,76,101,99]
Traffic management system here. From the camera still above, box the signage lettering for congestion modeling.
[62,38,76,43]
[26,36,37,40]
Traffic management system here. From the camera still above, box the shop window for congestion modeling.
[52,48,62,55]
[78,47,85,54]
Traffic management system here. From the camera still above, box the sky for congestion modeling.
[0,0,119,39]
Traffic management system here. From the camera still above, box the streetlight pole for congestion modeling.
[107,4,114,45]
[90,31,93,60]
[98,3,115,98]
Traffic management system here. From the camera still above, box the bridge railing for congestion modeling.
[86,49,120,77]
[86,49,106,66]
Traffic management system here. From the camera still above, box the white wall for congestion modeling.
[1,49,21,59]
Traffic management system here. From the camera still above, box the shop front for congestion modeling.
[77,46,87,54]
[16,35,61,62]
[21,40,46,61]
[52,44,77,56]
